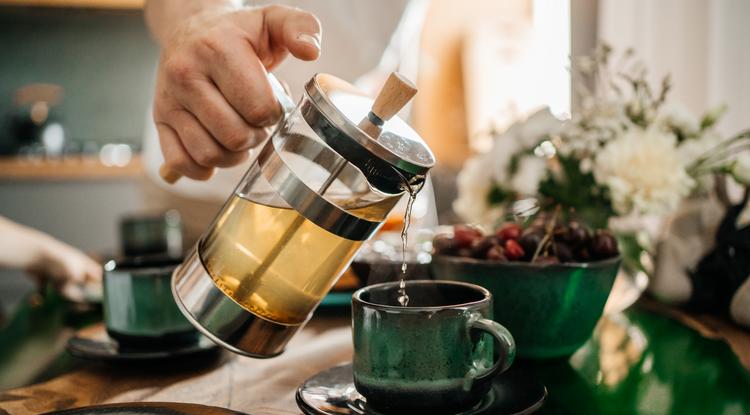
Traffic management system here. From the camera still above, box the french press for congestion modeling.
[166,72,435,357]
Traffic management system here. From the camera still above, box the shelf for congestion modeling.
[0,155,144,181]
[0,0,143,9]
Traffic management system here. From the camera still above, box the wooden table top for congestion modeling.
[0,316,352,414]
[1,296,749,415]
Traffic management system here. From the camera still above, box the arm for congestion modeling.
[144,0,322,181]
[0,216,101,301]
[145,0,240,46]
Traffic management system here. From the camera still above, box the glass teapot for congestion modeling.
[168,73,435,357]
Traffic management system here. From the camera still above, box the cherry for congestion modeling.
[504,239,525,261]
[554,241,573,263]
[574,246,592,262]
[486,245,508,262]
[534,255,560,265]
[591,230,619,259]
[518,231,543,260]
[432,234,456,255]
[563,221,592,246]
[496,223,522,242]
[471,235,500,259]
[453,224,483,249]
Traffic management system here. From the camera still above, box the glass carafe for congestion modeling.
[171,73,435,357]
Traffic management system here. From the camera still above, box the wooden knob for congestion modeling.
[159,164,182,184]
[358,72,417,138]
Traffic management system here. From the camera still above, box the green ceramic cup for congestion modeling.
[103,256,199,348]
[352,280,516,414]
[431,256,621,359]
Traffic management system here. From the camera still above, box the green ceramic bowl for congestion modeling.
[431,255,620,359]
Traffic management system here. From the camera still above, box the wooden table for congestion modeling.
[0,315,353,414]
[1,294,749,415]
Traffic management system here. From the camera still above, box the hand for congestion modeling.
[0,217,101,302]
[152,4,322,180]
[28,237,102,302]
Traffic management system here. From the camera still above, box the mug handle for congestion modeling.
[467,314,516,385]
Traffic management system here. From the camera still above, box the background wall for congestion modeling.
[0,5,158,255]
[0,6,158,147]
[599,0,750,137]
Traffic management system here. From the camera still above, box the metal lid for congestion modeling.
[302,74,435,193]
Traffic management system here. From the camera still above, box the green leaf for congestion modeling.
[487,185,513,206]
[537,156,615,228]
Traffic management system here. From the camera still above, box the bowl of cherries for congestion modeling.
[431,215,621,359]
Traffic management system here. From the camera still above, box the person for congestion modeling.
[141,0,425,244]
[0,216,101,303]
[145,1,323,181]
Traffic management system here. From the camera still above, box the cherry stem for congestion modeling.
[531,205,561,262]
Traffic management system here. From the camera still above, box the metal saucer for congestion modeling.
[296,363,547,415]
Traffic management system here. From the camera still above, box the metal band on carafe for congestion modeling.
[255,135,383,241]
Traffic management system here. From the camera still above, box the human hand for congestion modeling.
[28,237,102,302]
[0,217,101,302]
[152,4,321,180]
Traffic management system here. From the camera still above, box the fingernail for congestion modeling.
[297,33,321,51]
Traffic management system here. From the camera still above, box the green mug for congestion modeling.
[352,280,516,414]
[103,255,198,348]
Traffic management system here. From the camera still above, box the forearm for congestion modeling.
[144,0,241,45]
[0,216,49,271]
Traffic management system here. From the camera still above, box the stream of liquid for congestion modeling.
[396,179,425,307]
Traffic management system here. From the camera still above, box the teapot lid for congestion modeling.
[302,74,435,192]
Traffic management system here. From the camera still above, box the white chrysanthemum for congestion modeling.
[453,155,496,223]
[656,103,700,137]
[510,155,547,195]
[677,131,725,167]
[732,153,750,185]
[516,108,564,147]
[593,127,695,215]
[488,134,519,185]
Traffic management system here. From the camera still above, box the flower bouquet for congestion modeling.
[453,44,750,327]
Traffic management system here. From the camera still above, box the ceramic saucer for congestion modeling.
[296,363,547,415]
[42,402,247,415]
[66,323,220,362]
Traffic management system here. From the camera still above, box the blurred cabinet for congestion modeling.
[0,0,142,9]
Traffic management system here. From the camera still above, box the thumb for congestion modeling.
[261,5,322,62]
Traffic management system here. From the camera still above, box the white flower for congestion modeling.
[510,155,547,195]
[593,127,695,216]
[515,108,564,147]
[453,155,497,223]
[656,103,700,137]
[487,133,519,185]
[485,107,561,185]
[677,131,725,167]
[732,153,750,185]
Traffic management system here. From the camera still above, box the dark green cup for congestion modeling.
[352,280,515,414]
[103,256,198,348]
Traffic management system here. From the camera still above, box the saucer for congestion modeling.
[296,363,546,415]
[66,323,220,362]
[42,402,247,415]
